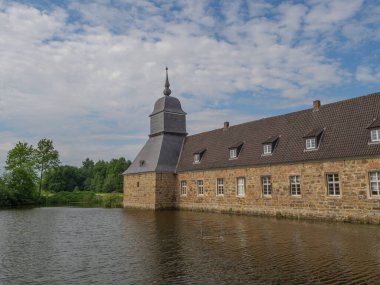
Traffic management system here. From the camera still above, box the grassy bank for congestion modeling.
[41,191,123,208]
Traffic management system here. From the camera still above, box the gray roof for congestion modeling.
[150,96,186,116]
[123,133,185,175]
[176,92,380,172]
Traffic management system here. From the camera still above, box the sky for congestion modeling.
[0,0,380,169]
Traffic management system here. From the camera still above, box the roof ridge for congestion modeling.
[186,91,380,138]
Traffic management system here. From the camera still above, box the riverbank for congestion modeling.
[0,192,124,209]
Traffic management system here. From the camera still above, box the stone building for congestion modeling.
[123,69,380,223]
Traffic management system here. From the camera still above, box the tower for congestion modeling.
[123,68,186,209]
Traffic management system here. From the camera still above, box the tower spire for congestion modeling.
[163,67,171,96]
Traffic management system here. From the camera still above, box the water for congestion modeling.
[0,208,379,285]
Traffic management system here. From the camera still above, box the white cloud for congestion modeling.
[0,0,378,169]
[356,65,380,82]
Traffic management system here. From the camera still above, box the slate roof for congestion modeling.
[176,92,380,172]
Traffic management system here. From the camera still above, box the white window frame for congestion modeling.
[326,173,340,196]
[197,180,204,196]
[180,180,187,196]
[369,171,380,197]
[371,129,380,142]
[306,138,316,150]
[230,148,237,159]
[263,144,272,155]
[290,175,301,196]
[237,177,245,197]
[193,153,200,163]
[216,178,224,196]
[262,176,272,196]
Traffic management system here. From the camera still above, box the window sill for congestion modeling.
[304,148,318,152]
[368,195,380,199]
[180,194,187,197]
[229,157,238,160]
[197,194,204,197]
[263,195,272,198]
[216,194,224,197]
[290,195,302,198]
[326,195,341,198]
[261,153,273,157]
[368,141,380,145]
[236,195,245,198]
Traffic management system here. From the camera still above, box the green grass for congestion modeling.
[42,192,123,208]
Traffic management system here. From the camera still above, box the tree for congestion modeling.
[43,165,84,192]
[34,138,60,196]
[5,168,36,205]
[5,141,36,176]
[81,158,95,191]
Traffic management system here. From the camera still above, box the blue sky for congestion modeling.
[0,0,379,168]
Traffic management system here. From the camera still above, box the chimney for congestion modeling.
[313,100,321,112]
[223,121,230,130]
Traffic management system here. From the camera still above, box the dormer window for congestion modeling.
[371,129,380,142]
[303,128,324,151]
[306,138,316,150]
[263,144,272,154]
[193,148,206,164]
[262,136,279,155]
[228,142,244,159]
[367,118,380,143]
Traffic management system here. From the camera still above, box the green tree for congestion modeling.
[34,138,60,196]
[5,141,36,176]
[103,158,131,192]
[5,168,36,205]
[43,165,84,192]
[81,158,95,191]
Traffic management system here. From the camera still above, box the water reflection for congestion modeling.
[0,208,379,284]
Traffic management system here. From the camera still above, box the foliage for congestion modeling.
[44,191,96,205]
[4,168,36,205]
[34,138,60,195]
[5,141,36,178]
[43,165,84,192]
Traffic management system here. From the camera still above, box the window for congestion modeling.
[216,178,224,196]
[290,175,301,196]
[197,180,204,196]
[306,138,316,149]
[369,172,380,196]
[371,129,380,142]
[230,148,237,159]
[262,176,272,196]
[193,153,200,163]
[237,177,245,196]
[263,144,272,154]
[326,173,340,196]
[180,180,187,196]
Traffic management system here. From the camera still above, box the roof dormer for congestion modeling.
[229,142,244,159]
[193,148,206,164]
[303,128,324,151]
[262,136,279,155]
[367,118,380,144]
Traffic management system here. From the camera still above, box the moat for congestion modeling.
[0,208,379,284]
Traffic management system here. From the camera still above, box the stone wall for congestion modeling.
[124,172,178,209]
[176,158,380,224]
[123,172,156,209]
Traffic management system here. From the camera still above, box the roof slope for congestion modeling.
[177,92,380,172]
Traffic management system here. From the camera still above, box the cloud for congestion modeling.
[356,65,380,82]
[0,0,379,169]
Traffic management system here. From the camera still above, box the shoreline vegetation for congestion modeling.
[0,138,130,209]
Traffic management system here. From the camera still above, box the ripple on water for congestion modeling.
[0,208,379,284]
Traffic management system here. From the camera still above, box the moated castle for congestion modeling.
[123,68,380,223]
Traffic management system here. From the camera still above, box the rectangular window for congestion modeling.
[216,178,224,196]
[263,144,272,154]
[290,175,301,196]
[371,129,380,142]
[262,176,272,196]
[193,153,200,163]
[237,177,245,196]
[230,148,237,159]
[306,138,316,149]
[369,171,380,196]
[326,173,340,196]
[197,180,204,196]
[180,180,187,196]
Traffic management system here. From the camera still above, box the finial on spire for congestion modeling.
[163,66,171,96]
